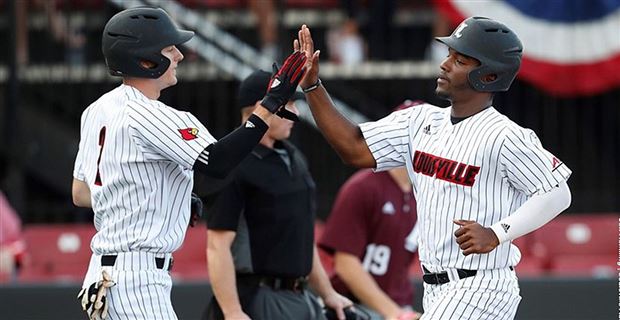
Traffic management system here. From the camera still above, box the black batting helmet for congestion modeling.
[102,7,193,78]
[436,16,523,92]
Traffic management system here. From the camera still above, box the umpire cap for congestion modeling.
[102,7,193,79]
[436,16,523,92]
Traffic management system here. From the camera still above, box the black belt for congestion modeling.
[422,266,477,285]
[236,274,307,292]
[101,255,173,271]
[422,266,514,285]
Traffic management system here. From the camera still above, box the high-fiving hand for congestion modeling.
[294,24,321,90]
[260,51,307,113]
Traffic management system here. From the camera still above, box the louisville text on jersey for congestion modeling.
[413,150,480,187]
[178,127,199,141]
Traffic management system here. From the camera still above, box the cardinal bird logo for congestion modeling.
[179,128,199,141]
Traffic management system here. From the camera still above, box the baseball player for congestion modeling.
[295,17,572,320]
[71,7,306,319]
[319,166,421,320]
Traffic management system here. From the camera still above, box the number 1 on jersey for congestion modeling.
[94,127,107,186]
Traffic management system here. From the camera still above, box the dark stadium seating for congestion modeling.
[19,224,95,283]
[178,0,244,9]
[512,233,546,277]
[14,214,618,283]
[170,225,210,281]
[325,213,619,279]
[18,224,211,283]
[176,0,339,9]
[284,0,339,8]
[409,255,423,279]
[551,255,617,277]
[532,213,618,277]
[533,214,617,256]
[0,272,8,283]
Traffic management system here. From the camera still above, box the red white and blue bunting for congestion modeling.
[436,0,620,97]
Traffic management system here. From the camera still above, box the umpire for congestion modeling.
[203,70,352,320]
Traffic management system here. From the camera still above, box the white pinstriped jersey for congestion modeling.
[360,104,571,270]
[73,84,216,255]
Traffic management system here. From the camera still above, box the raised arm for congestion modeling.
[295,25,375,168]
[194,51,307,179]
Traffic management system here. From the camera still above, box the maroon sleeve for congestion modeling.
[319,171,373,257]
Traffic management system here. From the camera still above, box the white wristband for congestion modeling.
[302,79,322,93]
[490,224,511,244]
